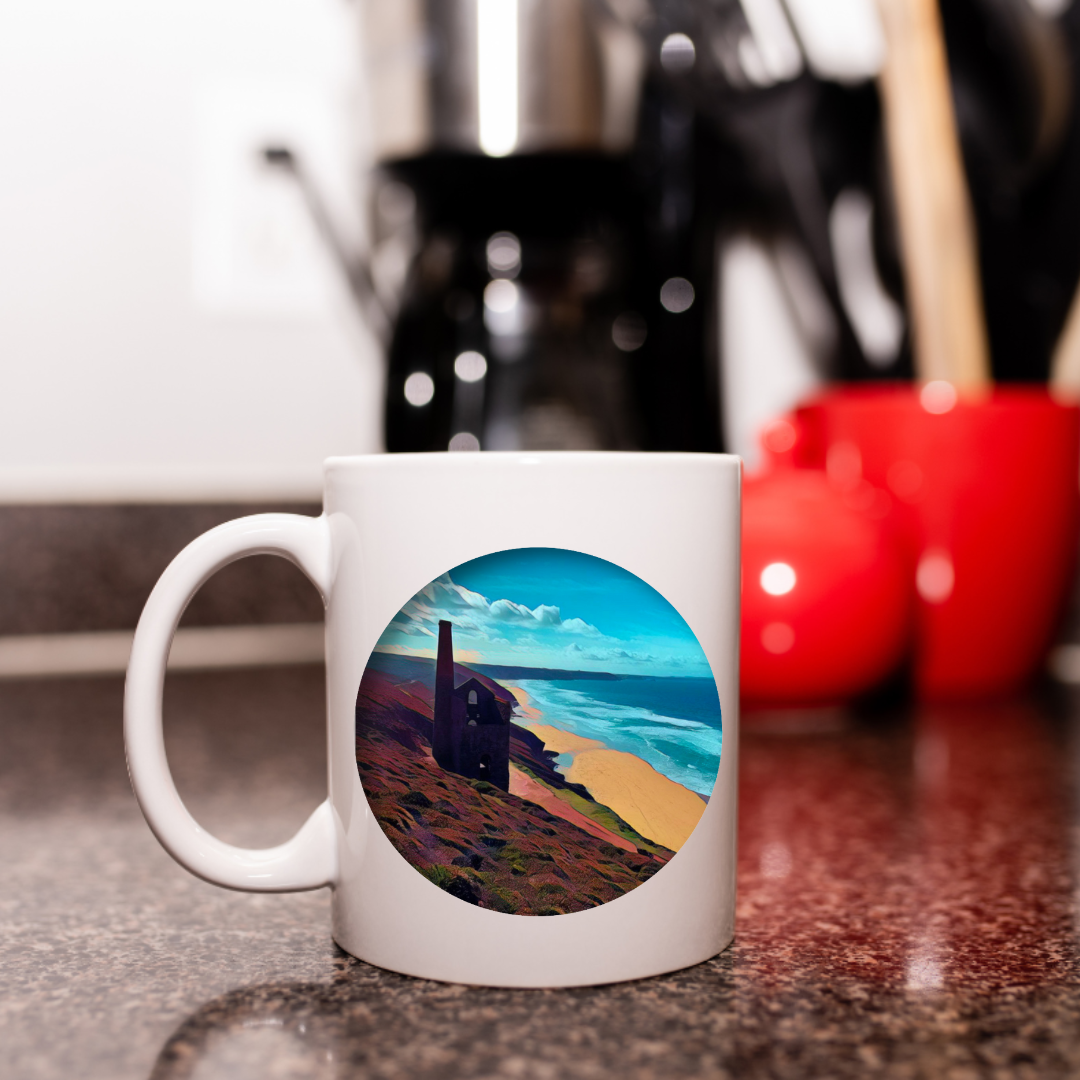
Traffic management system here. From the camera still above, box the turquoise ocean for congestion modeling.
[513,676,723,797]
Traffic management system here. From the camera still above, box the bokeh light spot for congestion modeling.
[761,622,795,654]
[761,562,796,596]
[486,232,521,277]
[404,372,435,407]
[920,380,957,415]
[916,550,954,603]
[612,312,647,352]
[660,32,696,73]
[660,277,695,313]
[484,279,519,313]
[762,419,797,454]
[448,432,481,452]
[454,351,488,383]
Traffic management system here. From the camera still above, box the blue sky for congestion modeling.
[374,547,712,679]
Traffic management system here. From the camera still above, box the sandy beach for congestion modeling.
[524,723,605,754]
[510,685,706,852]
[562,749,705,852]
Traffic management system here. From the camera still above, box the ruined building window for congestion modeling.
[479,753,491,780]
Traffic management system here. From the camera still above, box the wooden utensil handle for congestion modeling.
[877,0,992,389]
[1051,284,1080,398]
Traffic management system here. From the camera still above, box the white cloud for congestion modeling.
[396,575,602,641]
[533,604,562,626]
[488,598,537,622]
[569,644,659,665]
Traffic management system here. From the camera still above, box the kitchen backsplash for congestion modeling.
[0,505,323,636]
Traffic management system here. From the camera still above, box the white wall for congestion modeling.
[720,235,827,470]
[0,0,382,502]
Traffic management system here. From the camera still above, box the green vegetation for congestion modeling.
[535,880,567,897]
[487,886,521,914]
[493,844,529,875]
[424,865,455,889]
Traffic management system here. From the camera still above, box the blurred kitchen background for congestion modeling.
[0,1,370,673]
[11,8,1080,1075]
[3,0,1080,699]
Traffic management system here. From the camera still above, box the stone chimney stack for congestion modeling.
[432,620,454,769]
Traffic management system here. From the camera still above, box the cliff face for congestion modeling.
[356,653,672,916]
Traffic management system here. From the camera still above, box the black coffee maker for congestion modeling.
[355,0,733,453]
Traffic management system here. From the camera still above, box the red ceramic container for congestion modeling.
[784,385,1080,699]
[741,469,912,705]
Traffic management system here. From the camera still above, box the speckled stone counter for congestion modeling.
[4,669,1080,1079]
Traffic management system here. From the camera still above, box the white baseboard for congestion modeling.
[0,624,325,679]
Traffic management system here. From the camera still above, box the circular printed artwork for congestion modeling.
[355,547,722,915]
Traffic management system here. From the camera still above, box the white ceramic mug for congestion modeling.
[125,452,741,988]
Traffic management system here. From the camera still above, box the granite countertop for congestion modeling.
[4,667,1080,1079]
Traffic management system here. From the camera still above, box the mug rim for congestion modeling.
[325,451,742,472]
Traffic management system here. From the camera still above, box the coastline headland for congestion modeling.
[356,651,675,915]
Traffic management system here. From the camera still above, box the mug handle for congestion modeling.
[124,514,338,892]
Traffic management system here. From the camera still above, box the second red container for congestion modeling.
[786,385,1080,699]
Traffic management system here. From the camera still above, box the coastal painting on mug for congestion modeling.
[354,547,722,915]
